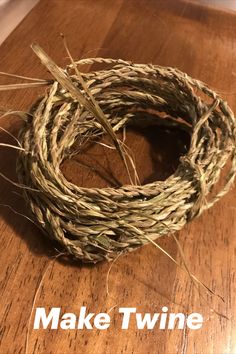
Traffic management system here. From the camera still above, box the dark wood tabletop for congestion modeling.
[0,1,236,353]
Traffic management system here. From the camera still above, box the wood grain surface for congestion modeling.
[0,1,236,353]
[0,0,39,45]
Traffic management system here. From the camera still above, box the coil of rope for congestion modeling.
[14,44,236,263]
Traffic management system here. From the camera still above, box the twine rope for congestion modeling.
[16,52,236,263]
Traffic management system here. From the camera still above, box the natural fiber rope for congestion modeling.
[16,55,236,263]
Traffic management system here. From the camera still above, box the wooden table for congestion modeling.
[0,1,236,353]
[0,0,39,45]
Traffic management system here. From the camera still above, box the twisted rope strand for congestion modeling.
[14,51,236,263]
